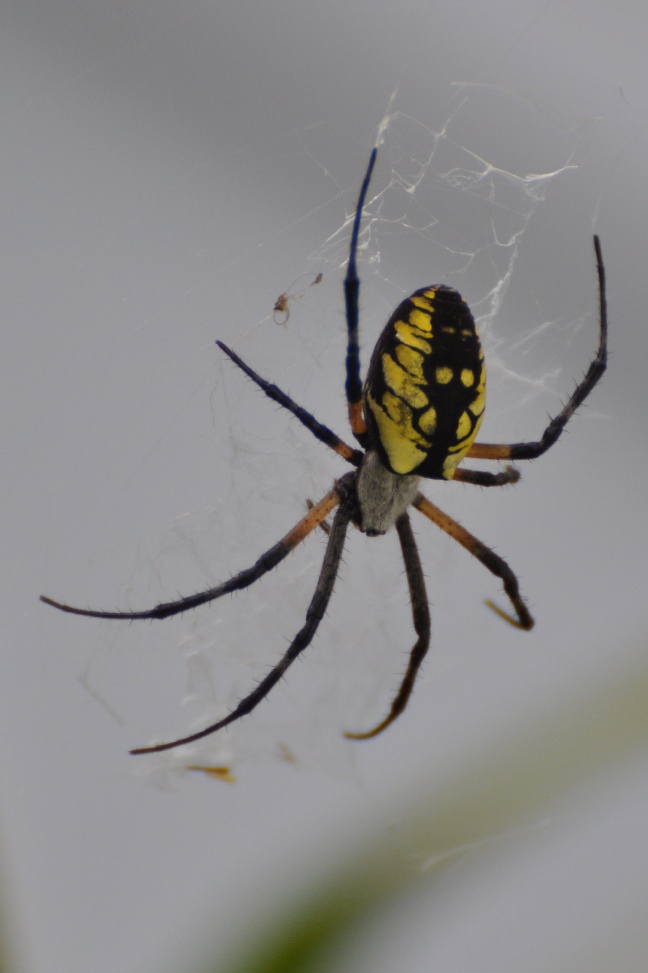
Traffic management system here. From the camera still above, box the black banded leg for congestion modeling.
[414,494,534,631]
[453,466,520,487]
[216,342,362,468]
[468,235,607,464]
[344,147,377,445]
[131,503,352,754]
[345,512,431,740]
[40,490,340,621]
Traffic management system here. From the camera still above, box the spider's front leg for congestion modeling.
[343,146,377,446]
[216,341,363,468]
[468,235,607,465]
[453,466,520,487]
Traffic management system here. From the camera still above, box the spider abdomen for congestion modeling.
[363,285,486,479]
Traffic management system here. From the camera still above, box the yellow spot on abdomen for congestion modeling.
[394,344,425,378]
[435,366,453,384]
[367,392,429,474]
[456,411,472,441]
[410,293,434,312]
[469,390,485,416]
[469,365,486,416]
[442,453,462,478]
[409,309,433,332]
[419,406,437,436]
[460,368,475,387]
[382,354,428,409]
[394,320,431,354]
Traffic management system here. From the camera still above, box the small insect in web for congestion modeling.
[186,765,237,784]
[273,272,323,324]
[41,145,608,755]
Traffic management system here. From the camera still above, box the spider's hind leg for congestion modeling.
[41,490,341,621]
[414,493,534,631]
[344,511,431,740]
[131,501,352,754]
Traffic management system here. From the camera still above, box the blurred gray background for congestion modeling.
[3,0,648,970]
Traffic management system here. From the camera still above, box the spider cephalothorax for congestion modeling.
[42,144,607,754]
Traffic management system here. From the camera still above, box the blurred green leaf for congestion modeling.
[187,650,648,973]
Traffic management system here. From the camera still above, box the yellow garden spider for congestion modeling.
[42,146,607,755]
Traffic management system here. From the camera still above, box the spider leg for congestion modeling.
[216,341,362,468]
[306,498,332,535]
[468,235,607,463]
[131,503,351,754]
[453,466,520,487]
[344,146,377,445]
[40,489,340,621]
[414,494,534,630]
[345,511,431,740]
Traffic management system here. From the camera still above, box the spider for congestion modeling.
[41,146,608,755]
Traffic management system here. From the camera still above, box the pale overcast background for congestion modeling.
[3,1,648,971]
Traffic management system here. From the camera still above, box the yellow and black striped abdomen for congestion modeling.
[363,285,485,479]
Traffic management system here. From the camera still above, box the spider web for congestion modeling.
[309,99,582,428]
[87,88,595,781]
